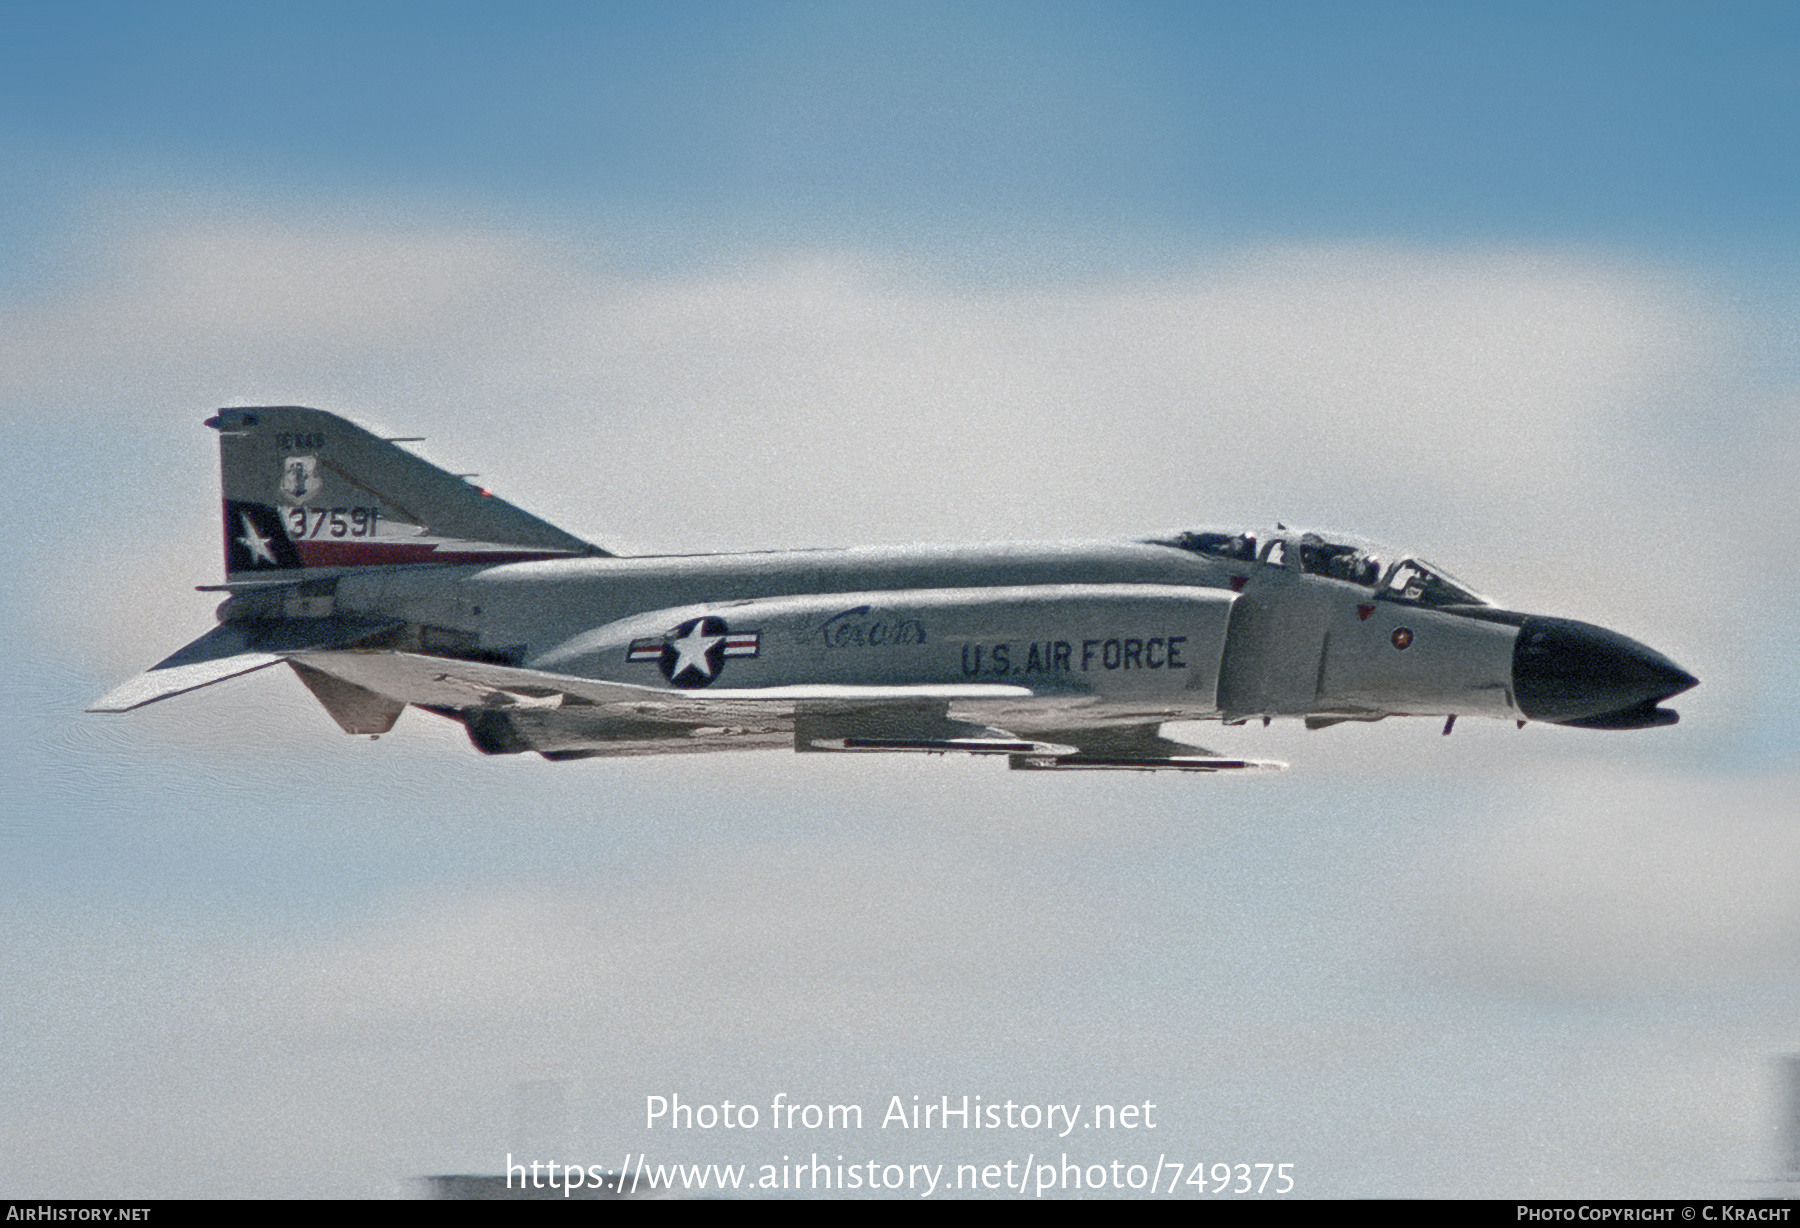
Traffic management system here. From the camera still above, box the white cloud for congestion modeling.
[3,166,1795,1202]
[12,213,1772,704]
[1424,766,1800,998]
[207,824,1138,1054]
[0,221,1724,538]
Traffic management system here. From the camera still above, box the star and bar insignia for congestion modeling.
[627,617,760,688]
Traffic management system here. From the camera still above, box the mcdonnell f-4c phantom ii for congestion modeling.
[90,407,1698,772]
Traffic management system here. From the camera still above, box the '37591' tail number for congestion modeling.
[285,506,383,539]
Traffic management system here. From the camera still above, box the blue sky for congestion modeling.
[5,3,1797,253]
[3,2,1800,1200]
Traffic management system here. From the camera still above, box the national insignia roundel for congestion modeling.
[626,617,761,688]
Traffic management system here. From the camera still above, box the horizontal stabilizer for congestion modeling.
[88,651,284,712]
[88,616,403,712]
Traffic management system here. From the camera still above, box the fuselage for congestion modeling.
[229,527,1692,730]
[95,408,1697,767]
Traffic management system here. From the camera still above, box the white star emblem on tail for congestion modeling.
[237,512,280,566]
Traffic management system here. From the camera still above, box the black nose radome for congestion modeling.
[1513,616,1697,728]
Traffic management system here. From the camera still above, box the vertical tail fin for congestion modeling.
[207,406,606,581]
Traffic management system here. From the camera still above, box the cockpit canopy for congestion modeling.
[1156,530,1259,562]
[1376,555,1487,607]
[1148,527,1489,608]
[1295,534,1383,587]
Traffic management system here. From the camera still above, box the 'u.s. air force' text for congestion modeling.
[962,637,1187,677]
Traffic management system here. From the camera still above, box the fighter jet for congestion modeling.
[89,407,1698,771]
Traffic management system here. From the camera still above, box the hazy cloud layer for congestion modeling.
[4,754,1797,1197]
[8,214,1778,680]
[1427,768,1800,999]
[6,210,1798,1198]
